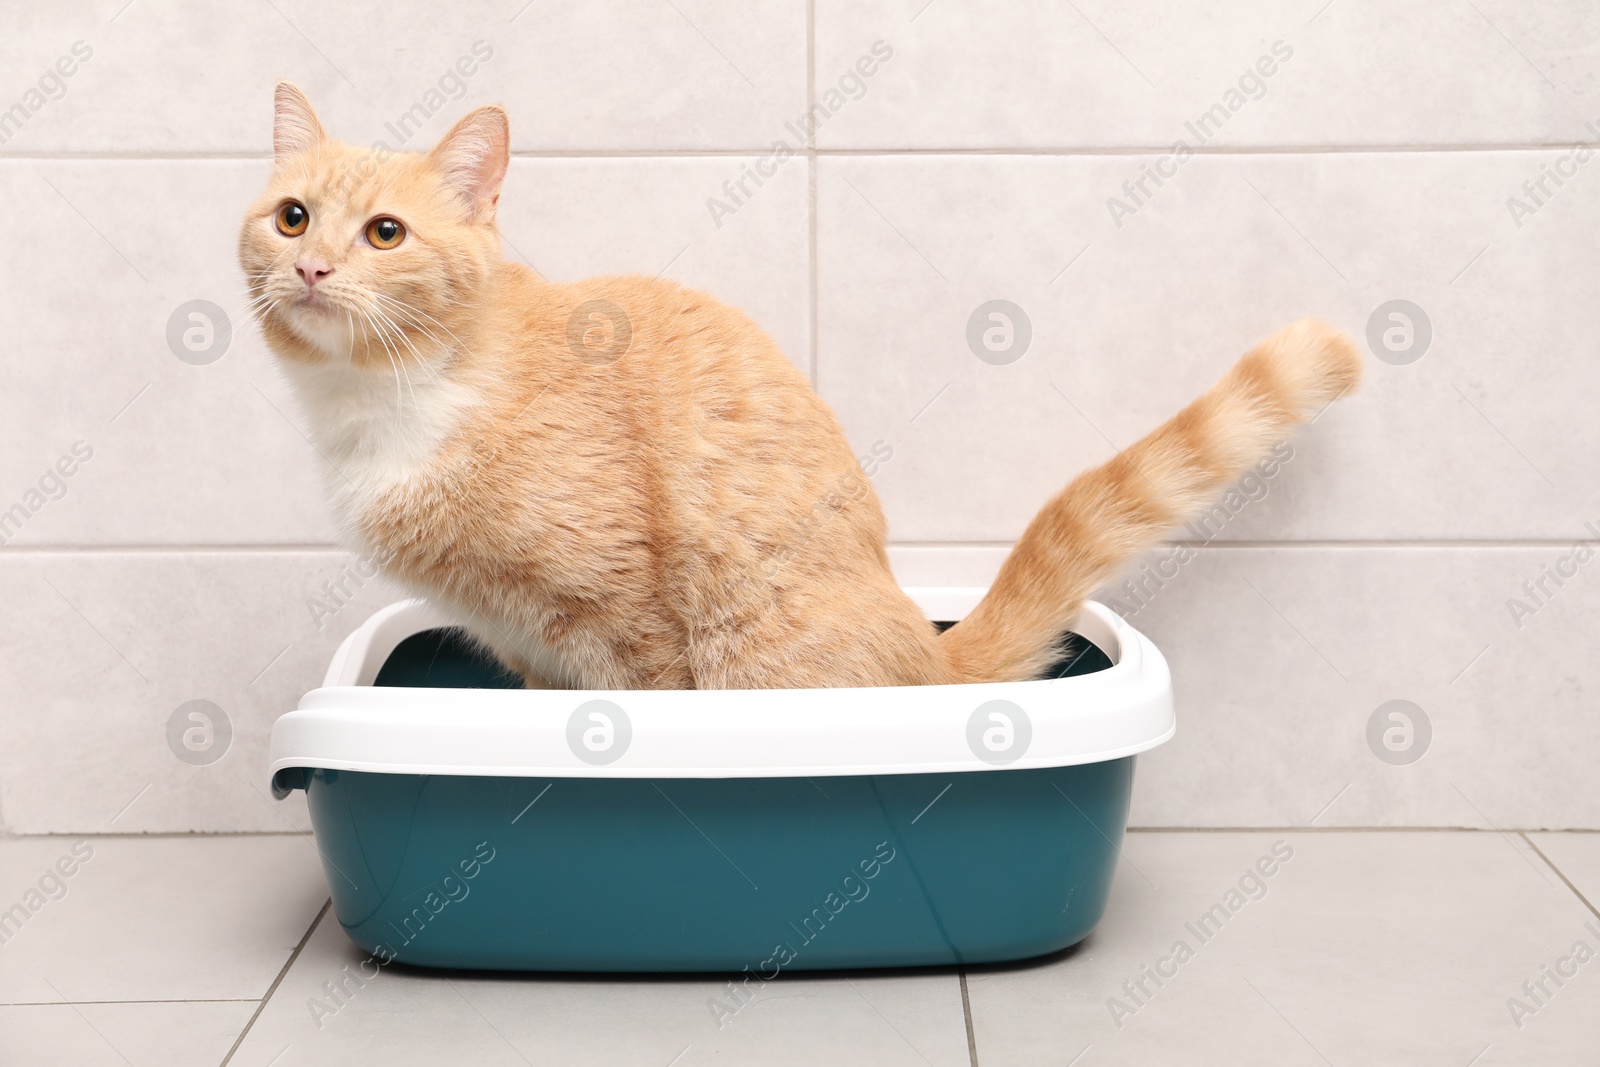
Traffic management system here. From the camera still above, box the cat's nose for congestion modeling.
[295,257,333,287]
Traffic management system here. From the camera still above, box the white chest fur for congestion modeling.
[277,355,576,688]
[278,358,481,526]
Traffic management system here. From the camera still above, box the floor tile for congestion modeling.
[0,1000,255,1067]
[964,832,1600,1066]
[228,906,970,1067]
[0,836,326,1003]
[1529,832,1600,906]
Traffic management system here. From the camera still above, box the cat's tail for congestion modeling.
[938,317,1362,684]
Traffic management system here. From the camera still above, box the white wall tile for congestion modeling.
[0,154,808,546]
[0,551,403,833]
[4,541,1593,833]
[817,152,1600,543]
[2,3,1596,834]
[893,543,1600,828]
[498,155,811,370]
[0,159,337,548]
[816,0,1600,148]
[1122,545,1600,829]
[0,1,806,153]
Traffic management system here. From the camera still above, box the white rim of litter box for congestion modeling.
[268,589,1174,787]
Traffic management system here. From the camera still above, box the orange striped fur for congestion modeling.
[240,86,1361,690]
[940,319,1360,683]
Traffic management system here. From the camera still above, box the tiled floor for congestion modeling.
[3,831,1597,1066]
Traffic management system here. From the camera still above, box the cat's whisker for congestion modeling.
[234,290,280,322]
[367,290,461,366]
[365,303,415,365]
[358,308,407,416]
[377,310,427,406]
[373,302,453,359]
[374,291,464,347]
[377,320,415,416]
[374,316,447,389]
[362,294,450,387]
[372,309,425,414]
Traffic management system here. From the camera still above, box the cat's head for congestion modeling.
[238,83,508,367]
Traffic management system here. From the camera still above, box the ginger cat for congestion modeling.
[240,84,1361,690]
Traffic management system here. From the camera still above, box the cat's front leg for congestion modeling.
[499,649,558,690]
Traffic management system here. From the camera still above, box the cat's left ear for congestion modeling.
[428,106,509,222]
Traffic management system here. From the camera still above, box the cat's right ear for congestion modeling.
[273,82,326,160]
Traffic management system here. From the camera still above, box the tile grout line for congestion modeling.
[0,545,349,554]
[958,968,979,1067]
[1521,833,1600,922]
[1125,826,1600,833]
[3,143,1597,161]
[217,897,330,1067]
[0,831,314,840]
[804,143,1600,156]
[806,0,818,390]
[6,538,1597,554]
[1,998,262,1007]
[889,539,1600,549]
[5,828,1597,843]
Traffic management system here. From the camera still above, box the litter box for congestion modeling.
[268,588,1173,972]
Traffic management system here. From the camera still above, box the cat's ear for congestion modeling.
[427,106,509,222]
[273,82,326,160]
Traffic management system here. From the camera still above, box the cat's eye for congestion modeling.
[366,217,406,250]
[275,201,309,237]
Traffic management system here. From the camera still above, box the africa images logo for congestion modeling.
[967,700,1032,765]
[567,700,632,765]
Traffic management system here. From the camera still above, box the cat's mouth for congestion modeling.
[291,288,339,315]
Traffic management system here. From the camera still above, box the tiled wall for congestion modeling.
[2,0,1596,833]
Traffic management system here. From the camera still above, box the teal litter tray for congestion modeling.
[268,588,1174,972]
